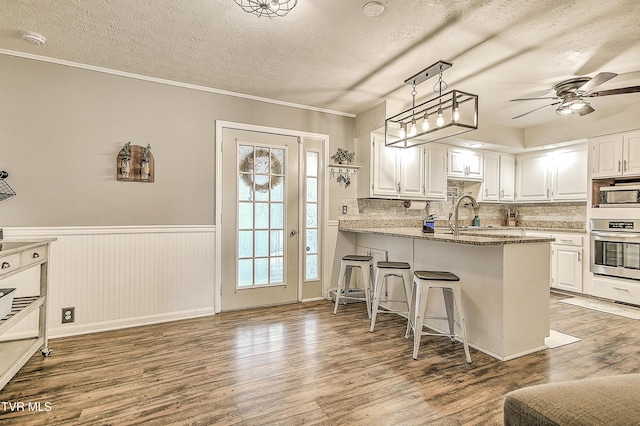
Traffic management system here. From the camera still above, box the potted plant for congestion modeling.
[331,148,355,165]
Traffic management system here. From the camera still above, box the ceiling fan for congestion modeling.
[511,72,640,119]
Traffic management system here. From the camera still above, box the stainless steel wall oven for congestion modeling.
[591,219,640,280]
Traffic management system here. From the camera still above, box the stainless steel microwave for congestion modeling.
[600,185,640,206]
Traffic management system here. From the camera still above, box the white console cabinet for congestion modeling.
[0,239,55,390]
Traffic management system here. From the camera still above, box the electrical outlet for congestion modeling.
[342,205,348,214]
[62,307,75,324]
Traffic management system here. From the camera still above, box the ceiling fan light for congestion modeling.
[556,105,573,116]
[570,99,588,111]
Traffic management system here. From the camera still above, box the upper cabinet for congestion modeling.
[364,134,447,200]
[424,143,448,200]
[482,152,515,203]
[591,130,640,178]
[515,144,588,202]
[447,148,483,180]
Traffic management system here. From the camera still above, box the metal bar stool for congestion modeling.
[405,270,471,363]
[369,261,412,332]
[333,254,374,318]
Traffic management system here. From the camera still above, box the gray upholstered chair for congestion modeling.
[503,374,640,425]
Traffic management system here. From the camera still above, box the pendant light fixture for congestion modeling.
[234,0,297,18]
[385,61,479,148]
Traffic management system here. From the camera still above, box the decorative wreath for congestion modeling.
[239,149,283,193]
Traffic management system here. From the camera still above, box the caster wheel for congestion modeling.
[40,348,52,357]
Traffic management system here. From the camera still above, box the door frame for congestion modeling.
[214,121,329,313]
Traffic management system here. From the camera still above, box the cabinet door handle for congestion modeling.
[33,252,40,259]
[613,287,630,292]
[619,160,622,172]
[1,262,10,269]
[397,183,401,192]
[577,252,581,262]
[500,189,504,198]
[624,160,628,172]
[546,188,550,198]
[485,188,488,196]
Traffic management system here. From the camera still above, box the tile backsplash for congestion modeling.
[338,193,586,231]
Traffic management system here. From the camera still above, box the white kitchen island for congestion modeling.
[339,225,554,361]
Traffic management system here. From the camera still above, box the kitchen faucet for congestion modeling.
[453,195,479,237]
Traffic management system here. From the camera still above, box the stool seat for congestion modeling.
[342,254,373,262]
[406,270,471,363]
[333,255,374,317]
[414,271,459,281]
[369,260,412,332]
[377,261,411,269]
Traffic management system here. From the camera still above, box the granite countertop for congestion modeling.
[339,226,555,246]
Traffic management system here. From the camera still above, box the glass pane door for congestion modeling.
[237,144,286,288]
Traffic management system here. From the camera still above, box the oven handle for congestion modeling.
[591,232,640,241]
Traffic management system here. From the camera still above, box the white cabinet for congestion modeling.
[525,232,583,292]
[515,144,587,202]
[372,135,400,197]
[448,148,483,180]
[371,134,423,198]
[551,238,583,293]
[516,152,552,201]
[591,130,640,178]
[369,134,446,200]
[0,240,55,390]
[398,147,425,199]
[553,146,588,201]
[482,152,515,202]
[424,143,448,200]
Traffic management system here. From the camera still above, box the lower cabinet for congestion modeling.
[551,244,583,293]
[525,232,584,293]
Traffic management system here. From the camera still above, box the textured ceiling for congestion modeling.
[1,0,640,130]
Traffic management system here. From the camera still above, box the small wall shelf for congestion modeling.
[328,164,360,188]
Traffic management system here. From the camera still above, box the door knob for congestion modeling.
[289,229,298,237]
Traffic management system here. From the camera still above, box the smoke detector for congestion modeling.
[362,1,385,17]
[21,31,47,46]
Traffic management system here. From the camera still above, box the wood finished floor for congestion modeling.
[1,292,640,425]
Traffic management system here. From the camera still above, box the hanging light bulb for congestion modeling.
[452,96,460,122]
[436,107,445,127]
[409,117,417,136]
[399,122,406,138]
[422,111,430,131]
[269,0,280,12]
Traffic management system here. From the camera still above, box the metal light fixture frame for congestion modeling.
[385,61,479,149]
[234,0,298,18]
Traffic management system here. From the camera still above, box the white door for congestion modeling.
[592,135,623,178]
[424,143,448,200]
[399,147,425,199]
[554,147,587,201]
[482,152,500,202]
[552,246,583,292]
[516,153,550,202]
[221,128,300,311]
[623,131,640,175]
[499,154,516,202]
[372,135,399,197]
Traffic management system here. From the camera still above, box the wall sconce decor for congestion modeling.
[328,148,359,188]
[385,60,478,148]
[117,143,154,182]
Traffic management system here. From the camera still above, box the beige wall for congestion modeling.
[0,54,354,226]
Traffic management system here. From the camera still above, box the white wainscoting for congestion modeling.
[2,226,215,338]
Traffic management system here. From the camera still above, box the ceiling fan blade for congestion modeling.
[578,105,595,116]
[510,97,558,102]
[587,86,640,97]
[578,72,618,93]
[512,102,561,119]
